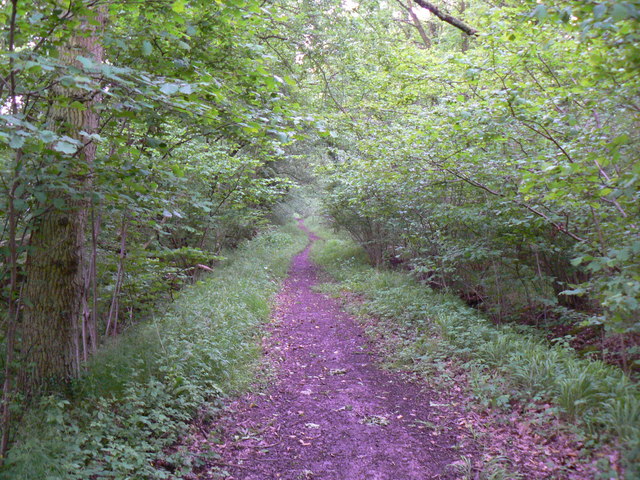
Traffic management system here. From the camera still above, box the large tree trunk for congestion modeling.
[21,209,87,383]
[20,10,105,389]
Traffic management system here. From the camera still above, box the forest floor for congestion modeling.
[190,221,606,480]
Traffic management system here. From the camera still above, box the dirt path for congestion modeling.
[204,222,473,479]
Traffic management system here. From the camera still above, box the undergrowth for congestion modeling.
[1,223,307,480]
[308,219,640,479]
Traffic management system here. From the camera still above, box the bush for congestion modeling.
[1,224,307,480]
[310,223,640,477]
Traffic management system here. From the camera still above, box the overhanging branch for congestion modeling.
[413,0,478,36]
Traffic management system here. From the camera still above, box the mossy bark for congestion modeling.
[21,10,105,389]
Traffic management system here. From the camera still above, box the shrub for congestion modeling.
[310,222,640,476]
[1,224,307,480]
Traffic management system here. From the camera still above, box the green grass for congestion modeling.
[309,221,640,479]
[1,222,307,480]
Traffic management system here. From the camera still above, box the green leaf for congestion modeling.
[593,3,607,19]
[29,11,44,24]
[142,40,153,56]
[76,56,95,70]
[160,83,180,95]
[146,137,163,148]
[611,3,630,22]
[609,133,629,147]
[531,4,548,21]
[171,165,184,177]
[172,0,186,13]
[34,191,47,203]
[54,141,79,155]
[9,134,25,149]
[39,130,56,143]
[570,256,584,266]
[560,287,587,296]
[274,131,289,143]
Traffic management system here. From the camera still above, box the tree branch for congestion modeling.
[413,0,477,36]
[394,0,432,48]
[419,155,589,244]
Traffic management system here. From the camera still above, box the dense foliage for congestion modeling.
[0,0,297,336]
[2,224,306,479]
[283,0,640,367]
[0,0,638,475]
[310,225,640,477]
[0,0,303,461]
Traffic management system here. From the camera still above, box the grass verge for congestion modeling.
[2,222,307,480]
[308,219,639,479]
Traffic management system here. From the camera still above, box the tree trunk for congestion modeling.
[459,1,470,52]
[20,9,105,389]
[396,0,432,48]
[21,209,86,383]
[105,214,128,337]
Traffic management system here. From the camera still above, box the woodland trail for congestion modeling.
[204,221,475,479]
